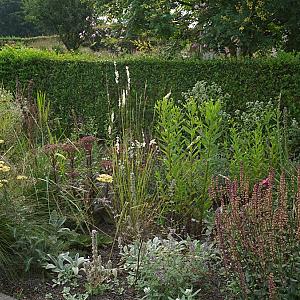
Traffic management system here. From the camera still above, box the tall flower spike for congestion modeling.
[279,171,287,208]
[268,273,277,300]
[126,66,130,91]
[114,61,119,84]
[121,89,126,107]
[91,230,98,260]
[115,136,120,154]
[108,125,112,135]
[111,111,115,123]
[296,168,300,239]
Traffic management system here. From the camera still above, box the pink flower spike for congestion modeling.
[261,177,270,188]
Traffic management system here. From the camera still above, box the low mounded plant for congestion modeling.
[45,251,88,287]
[120,234,216,299]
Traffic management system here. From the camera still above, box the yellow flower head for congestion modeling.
[96,174,113,183]
[16,175,28,180]
[0,179,8,184]
[0,165,10,172]
[0,140,4,144]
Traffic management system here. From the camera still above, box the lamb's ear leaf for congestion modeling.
[45,263,56,269]
[64,255,73,264]
[77,257,87,265]
[58,258,64,269]
[72,266,79,275]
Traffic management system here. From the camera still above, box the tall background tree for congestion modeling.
[94,0,300,55]
[182,0,300,55]
[273,0,300,52]
[2,0,298,54]
[0,0,41,36]
[23,0,95,50]
[194,0,283,56]
[94,0,177,40]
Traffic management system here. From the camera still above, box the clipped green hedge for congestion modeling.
[0,47,299,136]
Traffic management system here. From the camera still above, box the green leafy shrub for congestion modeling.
[155,96,224,229]
[155,80,297,233]
[226,99,290,181]
[182,80,230,105]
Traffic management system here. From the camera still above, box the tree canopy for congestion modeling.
[23,0,95,50]
[2,0,299,54]
[94,0,300,55]
[0,0,41,36]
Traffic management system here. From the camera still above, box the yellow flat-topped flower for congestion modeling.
[0,165,10,172]
[0,140,4,144]
[96,174,113,183]
[16,175,28,180]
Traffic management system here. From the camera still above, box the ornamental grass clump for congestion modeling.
[0,87,22,146]
[212,168,300,299]
[111,135,158,240]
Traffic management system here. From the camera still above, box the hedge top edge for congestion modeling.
[1,46,300,64]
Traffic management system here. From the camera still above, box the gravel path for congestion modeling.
[0,294,16,300]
